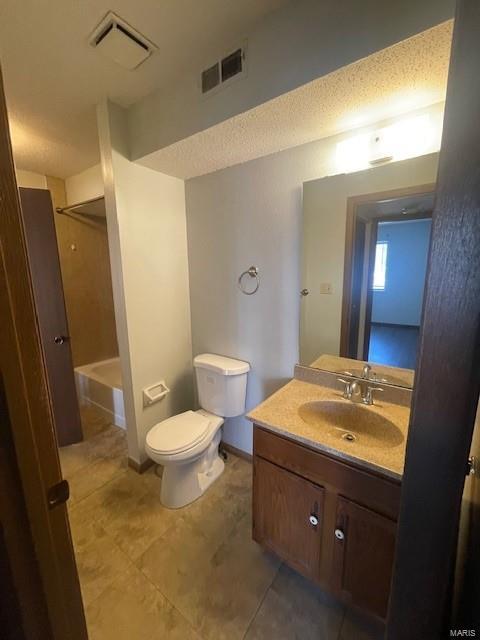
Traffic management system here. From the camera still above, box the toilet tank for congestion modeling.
[193,354,250,418]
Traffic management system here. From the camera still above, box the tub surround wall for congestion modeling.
[45,175,119,367]
[97,100,193,466]
[15,169,119,368]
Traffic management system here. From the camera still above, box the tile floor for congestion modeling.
[61,405,384,640]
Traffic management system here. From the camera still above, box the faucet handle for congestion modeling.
[337,378,351,399]
[363,385,384,405]
[361,363,372,379]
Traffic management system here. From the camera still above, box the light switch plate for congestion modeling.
[320,283,333,294]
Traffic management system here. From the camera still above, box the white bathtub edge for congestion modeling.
[83,397,126,430]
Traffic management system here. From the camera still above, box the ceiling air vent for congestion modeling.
[201,45,246,95]
[221,49,243,82]
[90,12,157,70]
[202,63,220,93]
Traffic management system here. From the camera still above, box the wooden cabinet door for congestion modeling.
[253,456,324,580]
[332,496,396,619]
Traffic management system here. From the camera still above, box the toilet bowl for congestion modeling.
[146,409,224,508]
[145,354,250,509]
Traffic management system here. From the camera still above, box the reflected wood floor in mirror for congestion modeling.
[59,405,384,640]
[368,323,419,370]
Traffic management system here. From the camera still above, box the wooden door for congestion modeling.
[19,188,82,447]
[0,376,52,639]
[387,2,480,637]
[332,496,396,619]
[253,456,324,580]
[0,66,87,639]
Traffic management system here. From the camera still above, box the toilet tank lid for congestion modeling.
[193,353,250,375]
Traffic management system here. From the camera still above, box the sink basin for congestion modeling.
[298,400,404,449]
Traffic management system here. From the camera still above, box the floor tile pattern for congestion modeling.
[61,406,384,639]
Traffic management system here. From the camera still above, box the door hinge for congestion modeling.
[47,479,70,509]
[466,456,477,477]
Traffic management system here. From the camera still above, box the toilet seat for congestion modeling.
[146,410,210,455]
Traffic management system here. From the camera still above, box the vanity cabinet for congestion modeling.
[252,425,401,620]
[253,456,324,581]
[332,497,396,619]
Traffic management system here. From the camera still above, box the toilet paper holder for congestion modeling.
[143,380,170,407]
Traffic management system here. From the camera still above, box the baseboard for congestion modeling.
[128,457,154,474]
[371,322,420,330]
[220,441,252,463]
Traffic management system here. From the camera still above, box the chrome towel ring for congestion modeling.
[238,266,260,295]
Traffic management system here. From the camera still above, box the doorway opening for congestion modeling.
[341,186,434,370]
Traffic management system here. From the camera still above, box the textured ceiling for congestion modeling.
[0,0,287,178]
[139,21,452,180]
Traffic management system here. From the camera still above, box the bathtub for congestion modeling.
[75,357,125,429]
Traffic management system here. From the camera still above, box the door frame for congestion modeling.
[0,66,87,639]
[361,211,433,362]
[340,184,436,359]
[387,1,480,637]
[361,217,378,361]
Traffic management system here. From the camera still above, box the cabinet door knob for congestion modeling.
[309,514,319,527]
[54,335,69,345]
[335,528,345,541]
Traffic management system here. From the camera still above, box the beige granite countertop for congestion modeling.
[247,379,411,481]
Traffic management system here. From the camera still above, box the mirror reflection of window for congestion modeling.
[373,241,388,291]
[300,156,438,380]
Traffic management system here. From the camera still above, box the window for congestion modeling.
[372,241,388,291]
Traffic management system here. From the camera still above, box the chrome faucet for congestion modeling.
[337,378,361,400]
[361,363,372,380]
[337,378,383,405]
[362,384,383,405]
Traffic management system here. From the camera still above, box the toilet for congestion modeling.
[145,353,250,508]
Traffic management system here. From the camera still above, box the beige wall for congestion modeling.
[65,164,103,203]
[185,105,443,454]
[15,169,47,189]
[45,176,118,367]
[98,101,193,465]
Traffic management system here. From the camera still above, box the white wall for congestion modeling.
[185,107,443,454]
[15,169,47,189]
[129,0,453,161]
[98,101,193,465]
[65,164,103,204]
[372,219,432,326]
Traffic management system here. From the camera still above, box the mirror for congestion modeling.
[300,153,438,388]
